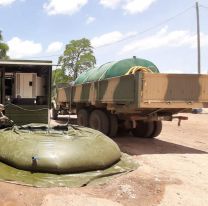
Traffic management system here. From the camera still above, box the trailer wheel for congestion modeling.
[89,110,109,135]
[132,121,154,138]
[108,114,118,137]
[77,109,90,127]
[51,107,58,120]
[150,121,162,138]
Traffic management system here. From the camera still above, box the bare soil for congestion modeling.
[0,113,208,206]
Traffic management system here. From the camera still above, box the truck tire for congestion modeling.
[150,121,162,138]
[51,107,58,120]
[132,121,154,138]
[89,110,109,135]
[77,109,90,127]
[108,114,118,137]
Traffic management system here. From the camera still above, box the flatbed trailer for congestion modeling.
[52,72,208,137]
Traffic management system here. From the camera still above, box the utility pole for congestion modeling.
[196,2,201,74]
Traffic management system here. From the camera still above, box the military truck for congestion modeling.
[52,58,208,137]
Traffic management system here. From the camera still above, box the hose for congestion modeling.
[125,66,153,75]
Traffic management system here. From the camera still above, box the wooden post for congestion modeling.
[196,2,201,74]
[48,66,52,109]
[2,68,5,105]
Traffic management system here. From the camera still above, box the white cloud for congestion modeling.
[46,41,63,53]
[7,37,42,58]
[99,0,156,13]
[123,0,157,14]
[120,27,208,54]
[200,33,208,47]
[43,0,88,15]
[99,0,122,9]
[0,0,16,6]
[86,16,95,24]
[91,31,137,48]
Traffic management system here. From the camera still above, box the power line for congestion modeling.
[96,5,194,49]
[199,4,208,9]
[25,4,195,59]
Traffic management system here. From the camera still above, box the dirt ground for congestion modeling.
[0,113,207,206]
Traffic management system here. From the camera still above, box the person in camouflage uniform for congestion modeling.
[0,104,13,128]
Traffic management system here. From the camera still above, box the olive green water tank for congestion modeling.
[0,124,121,174]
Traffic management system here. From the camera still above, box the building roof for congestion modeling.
[0,59,52,66]
[0,59,52,73]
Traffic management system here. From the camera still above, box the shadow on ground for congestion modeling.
[113,137,207,155]
[51,116,207,155]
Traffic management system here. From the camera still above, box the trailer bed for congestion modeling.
[57,73,208,111]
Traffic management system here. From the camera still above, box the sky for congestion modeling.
[0,0,208,74]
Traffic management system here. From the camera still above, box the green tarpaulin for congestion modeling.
[0,124,138,187]
[0,153,137,188]
[75,58,159,85]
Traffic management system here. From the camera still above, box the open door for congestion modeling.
[0,60,52,125]
[0,71,2,104]
[0,69,5,104]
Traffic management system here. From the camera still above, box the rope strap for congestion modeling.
[5,103,48,112]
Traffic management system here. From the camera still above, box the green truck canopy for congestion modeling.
[75,57,159,85]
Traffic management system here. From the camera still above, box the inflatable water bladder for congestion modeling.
[0,124,138,187]
[0,124,121,174]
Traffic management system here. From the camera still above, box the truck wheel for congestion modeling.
[132,121,154,138]
[51,108,58,120]
[108,114,118,137]
[89,110,109,135]
[150,121,162,138]
[77,109,90,127]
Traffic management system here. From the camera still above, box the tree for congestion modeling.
[58,38,96,80]
[0,31,9,60]
[52,68,71,85]
[52,68,71,98]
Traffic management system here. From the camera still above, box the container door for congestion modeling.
[0,71,2,103]
[0,70,5,104]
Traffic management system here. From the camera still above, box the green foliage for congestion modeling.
[52,68,70,98]
[0,31,9,60]
[59,38,96,80]
[52,68,71,85]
